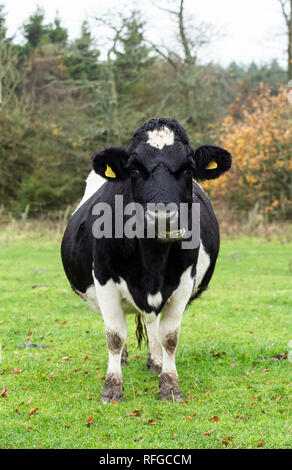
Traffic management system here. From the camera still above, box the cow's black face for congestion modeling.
[91,118,232,242]
[128,142,194,206]
[126,139,194,241]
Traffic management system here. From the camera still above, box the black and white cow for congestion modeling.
[61,117,232,402]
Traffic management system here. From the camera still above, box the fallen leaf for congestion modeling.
[1,387,9,397]
[147,420,158,425]
[106,434,110,441]
[271,353,288,360]
[263,368,270,373]
[257,441,264,447]
[29,407,38,416]
[221,436,233,446]
[209,416,219,422]
[236,414,249,420]
[205,388,211,395]
[186,416,193,420]
[172,434,177,439]
[86,414,93,423]
[125,409,144,417]
[83,356,90,361]
[86,419,96,427]
[202,430,213,435]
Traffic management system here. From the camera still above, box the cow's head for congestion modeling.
[92,118,232,242]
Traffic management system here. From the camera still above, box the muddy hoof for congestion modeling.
[158,372,183,401]
[100,374,124,403]
[147,355,162,374]
[121,345,128,366]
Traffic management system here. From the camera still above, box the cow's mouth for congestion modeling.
[157,228,186,242]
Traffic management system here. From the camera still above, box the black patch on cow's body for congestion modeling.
[61,117,230,316]
[61,179,219,314]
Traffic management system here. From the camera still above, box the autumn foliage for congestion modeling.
[204,87,292,219]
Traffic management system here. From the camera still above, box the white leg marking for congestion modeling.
[147,127,174,150]
[93,273,126,389]
[159,266,194,376]
[73,170,106,214]
[145,315,162,369]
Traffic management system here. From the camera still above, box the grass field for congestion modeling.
[0,229,291,449]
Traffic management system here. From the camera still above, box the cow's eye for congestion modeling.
[181,168,192,176]
[131,168,141,176]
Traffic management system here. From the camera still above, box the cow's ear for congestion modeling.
[191,145,232,180]
[91,147,130,181]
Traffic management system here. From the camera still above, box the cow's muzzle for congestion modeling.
[145,209,186,242]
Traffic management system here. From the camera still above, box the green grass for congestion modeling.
[0,230,291,449]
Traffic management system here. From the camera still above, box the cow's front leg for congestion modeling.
[94,276,127,403]
[158,267,194,401]
[145,315,162,373]
[158,307,183,401]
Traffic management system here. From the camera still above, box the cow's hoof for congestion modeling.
[121,345,128,367]
[100,374,123,403]
[158,372,183,401]
[147,354,162,374]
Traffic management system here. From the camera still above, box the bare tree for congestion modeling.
[95,16,126,145]
[150,0,216,124]
[278,0,292,80]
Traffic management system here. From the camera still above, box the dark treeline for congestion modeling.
[0,3,288,214]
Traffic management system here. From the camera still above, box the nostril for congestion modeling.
[146,209,178,222]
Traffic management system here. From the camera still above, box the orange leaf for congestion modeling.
[86,414,93,423]
[209,416,219,422]
[202,430,213,435]
[29,407,38,415]
[1,387,9,397]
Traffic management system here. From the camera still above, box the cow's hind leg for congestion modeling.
[121,344,128,366]
[145,316,162,373]
[94,276,127,403]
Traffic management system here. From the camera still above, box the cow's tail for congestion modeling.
[135,314,147,348]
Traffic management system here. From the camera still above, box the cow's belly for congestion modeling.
[76,241,210,315]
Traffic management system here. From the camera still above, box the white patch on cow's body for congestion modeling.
[73,170,106,214]
[147,127,174,150]
[118,278,140,314]
[76,285,100,313]
[147,292,162,309]
[192,241,210,294]
[159,266,194,375]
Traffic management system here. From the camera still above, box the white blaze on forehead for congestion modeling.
[147,127,174,150]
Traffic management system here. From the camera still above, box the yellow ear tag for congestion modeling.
[206,160,218,170]
[105,164,116,178]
